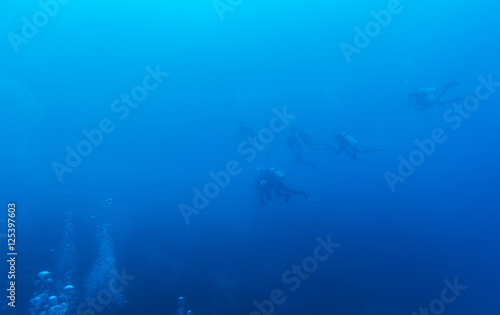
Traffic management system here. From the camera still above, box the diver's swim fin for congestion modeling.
[281,201,288,212]
[307,196,317,202]
[444,80,459,90]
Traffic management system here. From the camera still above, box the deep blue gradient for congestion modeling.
[2,0,499,314]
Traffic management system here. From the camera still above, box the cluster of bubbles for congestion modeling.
[83,223,126,311]
[91,198,113,220]
[29,271,75,315]
[60,205,75,287]
[177,297,192,315]
[29,198,126,314]
[103,198,113,207]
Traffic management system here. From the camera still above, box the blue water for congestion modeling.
[2,0,499,314]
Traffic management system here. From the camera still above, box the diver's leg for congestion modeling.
[345,147,358,159]
[444,80,460,90]
[280,185,316,203]
[303,139,330,151]
[271,184,292,211]
[436,80,459,101]
[281,193,291,211]
[439,96,464,105]
[296,154,319,172]
[357,145,369,153]
[264,188,273,209]
[259,191,265,208]
[279,184,308,199]
[356,145,384,155]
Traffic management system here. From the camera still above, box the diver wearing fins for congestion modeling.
[333,132,384,160]
[254,166,316,211]
[287,126,332,172]
[408,80,462,110]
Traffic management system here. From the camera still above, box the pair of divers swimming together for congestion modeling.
[287,126,385,169]
[243,79,463,211]
[249,129,384,211]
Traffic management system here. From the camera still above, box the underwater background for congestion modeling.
[1,0,499,314]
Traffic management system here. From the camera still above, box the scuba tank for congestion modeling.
[341,132,358,147]
[419,87,437,94]
[268,167,285,180]
[419,87,437,101]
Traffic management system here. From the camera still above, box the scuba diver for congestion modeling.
[408,80,462,110]
[254,166,316,211]
[333,132,384,160]
[177,297,192,315]
[287,126,332,172]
